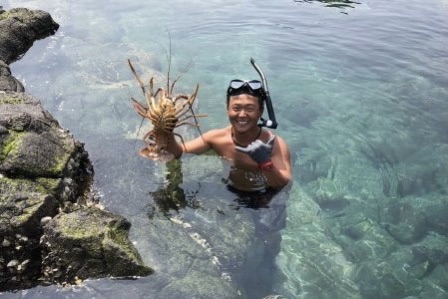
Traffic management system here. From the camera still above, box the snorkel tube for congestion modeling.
[250,58,278,129]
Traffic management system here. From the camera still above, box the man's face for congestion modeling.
[227,94,263,134]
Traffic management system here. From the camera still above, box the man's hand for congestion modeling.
[235,135,276,166]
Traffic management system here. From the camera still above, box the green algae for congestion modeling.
[15,195,49,225]
[0,11,14,21]
[0,180,58,231]
[0,176,47,200]
[105,221,145,264]
[47,152,70,177]
[45,133,76,177]
[0,96,26,104]
[0,131,25,162]
[1,129,74,177]
[35,177,62,196]
[0,8,30,21]
[46,208,152,277]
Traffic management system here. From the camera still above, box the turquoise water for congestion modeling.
[3,0,448,298]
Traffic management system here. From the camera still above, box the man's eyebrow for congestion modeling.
[231,104,255,108]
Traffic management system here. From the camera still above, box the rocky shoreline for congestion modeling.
[0,7,152,292]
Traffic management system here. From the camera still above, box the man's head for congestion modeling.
[226,81,265,134]
[226,80,265,111]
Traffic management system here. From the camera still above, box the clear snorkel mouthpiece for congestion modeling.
[250,58,278,129]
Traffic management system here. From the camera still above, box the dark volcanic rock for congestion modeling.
[41,208,152,283]
[0,91,93,292]
[0,93,82,179]
[0,60,24,92]
[0,8,59,64]
[0,7,152,292]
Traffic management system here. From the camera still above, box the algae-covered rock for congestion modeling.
[0,129,77,178]
[41,208,152,282]
[0,6,152,292]
[0,177,59,235]
[0,177,60,291]
[0,92,94,292]
[0,92,92,203]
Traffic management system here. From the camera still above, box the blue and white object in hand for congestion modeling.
[235,135,276,165]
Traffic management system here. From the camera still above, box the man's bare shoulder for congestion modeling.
[203,127,230,140]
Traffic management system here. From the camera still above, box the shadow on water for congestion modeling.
[146,160,201,219]
[293,0,362,13]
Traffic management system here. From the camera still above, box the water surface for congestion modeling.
[2,0,448,298]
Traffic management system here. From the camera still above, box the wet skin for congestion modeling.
[166,93,292,190]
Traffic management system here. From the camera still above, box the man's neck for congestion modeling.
[231,126,262,147]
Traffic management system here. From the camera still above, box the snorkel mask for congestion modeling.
[226,58,278,129]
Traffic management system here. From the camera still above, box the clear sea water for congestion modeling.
[2,0,448,298]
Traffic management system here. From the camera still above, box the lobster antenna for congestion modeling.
[170,59,193,94]
[166,30,172,93]
[125,85,146,150]
[128,59,146,97]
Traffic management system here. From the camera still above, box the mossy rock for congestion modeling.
[0,176,59,236]
[0,129,75,177]
[42,207,153,282]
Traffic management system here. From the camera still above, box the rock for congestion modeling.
[0,61,24,92]
[275,185,361,298]
[0,178,59,236]
[41,208,152,283]
[424,193,448,237]
[0,8,58,94]
[0,8,59,65]
[381,197,428,244]
[311,178,350,211]
[0,92,91,291]
[425,263,448,292]
[0,7,152,291]
[336,222,399,264]
[411,234,448,265]
[354,261,416,298]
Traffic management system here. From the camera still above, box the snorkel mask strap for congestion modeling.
[250,58,278,129]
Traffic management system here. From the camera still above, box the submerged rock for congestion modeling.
[380,197,427,244]
[285,141,448,298]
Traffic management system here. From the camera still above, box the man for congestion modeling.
[165,79,292,192]
[162,77,291,298]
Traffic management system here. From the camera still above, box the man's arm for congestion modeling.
[165,131,214,158]
[235,134,292,189]
[261,136,292,189]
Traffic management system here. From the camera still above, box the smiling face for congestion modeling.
[227,93,263,134]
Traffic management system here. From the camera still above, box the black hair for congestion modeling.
[226,87,265,111]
